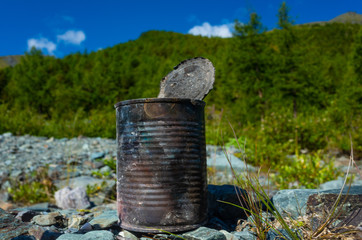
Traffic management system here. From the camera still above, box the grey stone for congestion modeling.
[231,231,256,240]
[272,186,362,219]
[0,208,32,240]
[266,229,301,240]
[67,215,88,229]
[55,187,91,210]
[183,227,226,240]
[82,230,114,240]
[55,176,114,191]
[89,210,118,229]
[57,233,82,240]
[32,212,62,226]
[13,202,50,212]
[319,177,362,190]
[11,236,36,240]
[158,57,215,100]
[2,132,12,137]
[0,191,10,202]
[28,225,62,240]
[91,152,105,160]
[118,230,138,240]
[207,146,255,183]
[219,230,238,240]
[79,222,93,231]
[99,166,112,174]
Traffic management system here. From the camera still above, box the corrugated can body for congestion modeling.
[114,98,207,233]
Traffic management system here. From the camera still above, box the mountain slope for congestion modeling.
[0,55,22,69]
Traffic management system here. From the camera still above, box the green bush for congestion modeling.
[271,152,343,189]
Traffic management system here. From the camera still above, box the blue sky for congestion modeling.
[1,0,361,58]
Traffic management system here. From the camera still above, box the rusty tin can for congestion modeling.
[114,98,208,233]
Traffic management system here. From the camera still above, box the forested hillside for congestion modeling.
[0,20,361,167]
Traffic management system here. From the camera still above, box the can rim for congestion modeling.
[114,98,205,108]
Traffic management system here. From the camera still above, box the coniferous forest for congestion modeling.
[0,9,361,168]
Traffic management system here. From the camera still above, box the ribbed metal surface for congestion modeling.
[115,98,207,233]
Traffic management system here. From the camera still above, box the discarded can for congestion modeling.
[114,98,208,233]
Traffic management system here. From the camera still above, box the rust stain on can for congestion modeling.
[114,98,208,233]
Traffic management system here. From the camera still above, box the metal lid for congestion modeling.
[157,57,215,100]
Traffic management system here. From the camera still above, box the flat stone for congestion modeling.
[89,210,118,229]
[266,229,301,240]
[55,176,114,191]
[13,202,50,212]
[10,236,36,240]
[0,208,32,240]
[82,230,114,240]
[219,230,238,240]
[183,227,226,240]
[306,186,362,220]
[272,186,362,219]
[28,225,61,240]
[231,231,257,240]
[32,212,62,226]
[55,187,91,210]
[56,233,82,240]
[118,230,139,240]
[68,215,88,229]
[90,152,105,160]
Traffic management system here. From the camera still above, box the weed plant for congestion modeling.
[8,166,57,204]
[222,124,362,239]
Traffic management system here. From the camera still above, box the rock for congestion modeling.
[266,229,301,240]
[0,208,32,240]
[82,230,114,240]
[319,177,362,190]
[335,208,362,229]
[13,202,50,212]
[272,186,362,219]
[16,211,39,222]
[79,222,93,232]
[231,231,257,240]
[56,176,114,191]
[2,132,12,137]
[32,212,62,226]
[118,230,139,240]
[183,227,226,240]
[28,225,61,240]
[56,233,82,240]
[0,192,10,202]
[207,146,255,183]
[68,215,88,229]
[89,210,118,229]
[219,230,238,240]
[307,187,362,220]
[90,152,105,160]
[10,236,36,240]
[208,185,249,226]
[55,187,91,210]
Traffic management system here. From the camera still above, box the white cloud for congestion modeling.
[188,22,233,38]
[57,30,86,45]
[27,38,56,55]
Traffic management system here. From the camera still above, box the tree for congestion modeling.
[233,12,274,124]
[277,1,294,30]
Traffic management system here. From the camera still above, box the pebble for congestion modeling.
[88,210,118,229]
[32,212,62,226]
